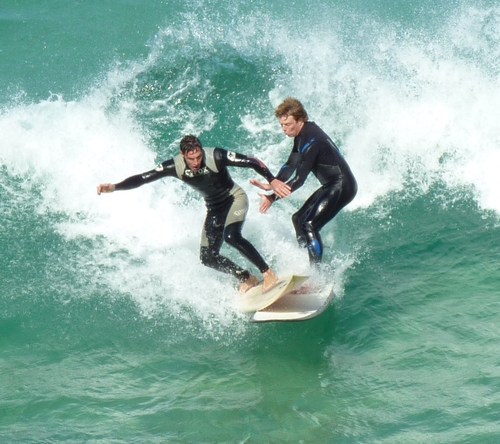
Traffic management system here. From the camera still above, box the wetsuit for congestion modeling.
[114,148,276,282]
[276,121,357,264]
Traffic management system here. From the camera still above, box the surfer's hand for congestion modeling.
[270,179,291,198]
[97,183,116,195]
[259,194,274,214]
[250,178,271,191]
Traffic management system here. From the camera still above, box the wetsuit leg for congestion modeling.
[223,185,270,274]
[293,176,357,265]
[292,189,328,264]
[199,205,250,282]
[224,222,269,273]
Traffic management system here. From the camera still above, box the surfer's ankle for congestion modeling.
[262,269,278,292]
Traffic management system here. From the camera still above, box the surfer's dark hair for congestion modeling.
[275,97,308,122]
[180,135,202,153]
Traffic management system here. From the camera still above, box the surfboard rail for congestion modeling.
[251,282,334,322]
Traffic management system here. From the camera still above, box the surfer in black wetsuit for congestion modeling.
[251,98,357,265]
[97,135,291,292]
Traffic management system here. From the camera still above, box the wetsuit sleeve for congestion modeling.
[216,148,276,182]
[114,159,176,190]
[276,152,301,182]
[284,143,320,192]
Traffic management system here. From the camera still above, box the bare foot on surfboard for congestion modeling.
[239,275,260,293]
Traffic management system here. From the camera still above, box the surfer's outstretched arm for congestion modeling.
[97,160,176,195]
[97,174,145,194]
[97,171,157,195]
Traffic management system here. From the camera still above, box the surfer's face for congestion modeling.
[279,114,304,137]
[183,147,204,172]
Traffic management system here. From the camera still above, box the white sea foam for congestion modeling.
[1,4,497,328]
[0,89,261,333]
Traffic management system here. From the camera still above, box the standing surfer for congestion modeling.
[251,98,357,265]
[97,135,290,292]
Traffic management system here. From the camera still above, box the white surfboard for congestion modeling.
[250,280,334,323]
[237,275,310,313]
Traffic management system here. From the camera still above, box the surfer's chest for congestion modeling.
[182,167,231,196]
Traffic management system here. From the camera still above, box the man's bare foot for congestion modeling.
[239,275,260,293]
[262,269,279,292]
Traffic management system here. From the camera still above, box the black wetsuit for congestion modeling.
[114,148,276,282]
[276,121,357,264]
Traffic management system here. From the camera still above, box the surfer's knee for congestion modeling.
[223,224,243,246]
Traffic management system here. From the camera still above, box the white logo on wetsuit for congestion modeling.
[155,164,164,172]
[185,166,209,177]
[227,151,237,161]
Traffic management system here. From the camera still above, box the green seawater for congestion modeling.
[1,1,500,442]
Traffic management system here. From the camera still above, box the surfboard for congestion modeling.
[237,275,310,313]
[250,280,334,323]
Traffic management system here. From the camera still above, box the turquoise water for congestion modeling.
[1,0,500,442]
